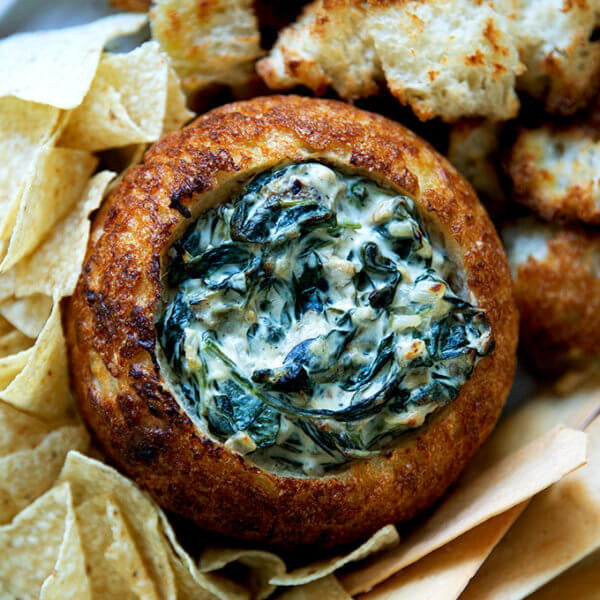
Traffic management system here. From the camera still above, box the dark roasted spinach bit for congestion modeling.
[230,183,335,244]
[293,250,328,317]
[208,380,280,447]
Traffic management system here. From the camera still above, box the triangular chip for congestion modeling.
[0,425,89,524]
[39,485,91,600]
[0,98,61,240]
[0,14,147,109]
[0,484,72,598]
[58,452,178,600]
[0,294,52,338]
[60,41,191,152]
[0,171,115,301]
[0,301,73,421]
[0,146,97,272]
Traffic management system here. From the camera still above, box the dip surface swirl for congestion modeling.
[158,162,493,475]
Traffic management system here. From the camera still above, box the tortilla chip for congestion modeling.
[460,415,600,599]
[76,495,144,599]
[0,349,32,391]
[104,498,161,600]
[277,575,351,600]
[0,484,72,598]
[157,511,249,600]
[0,171,115,302]
[58,452,178,600]
[0,146,97,272]
[198,524,398,597]
[39,487,91,600]
[0,301,73,421]
[272,526,399,587]
[0,294,52,338]
[0,14,147,109]
[200,547,285,599]
[60,41,192,152]
[0,425,89,525]
[359,506,526,600]
[341,426,587,596]
[0,329,33,357]
[0,401,51,457]
[0,98,61,241]
[529,548,600,600]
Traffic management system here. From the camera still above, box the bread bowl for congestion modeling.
[67,95,518,549]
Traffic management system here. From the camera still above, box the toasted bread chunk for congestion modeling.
[507,123,600,225]
[491,0,600,115]
[504,218,600,373]
[150,0,262,91]
[257,1,381,99]
[367,1,521,121]
[447,119,508,221]
[258,0,522,122]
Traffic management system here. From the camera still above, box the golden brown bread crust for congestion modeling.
[507,123,600,225]
[510,225,600,374]
[66,96,518,549]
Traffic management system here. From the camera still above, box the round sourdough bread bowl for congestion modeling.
[66,95,518,549]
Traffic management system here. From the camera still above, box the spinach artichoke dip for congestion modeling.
[158,162,494,476]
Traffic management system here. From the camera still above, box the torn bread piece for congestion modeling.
[150,0,262,92]
[258,0,522,122]
[503,217,600,374]
[507,122,600,225]
[491,0,600,115]
[447,119,509,221]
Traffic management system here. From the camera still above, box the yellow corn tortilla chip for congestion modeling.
[359,506,526,600]
[529,548,600,600]
[198,520,397,597]
[0,301,73,421]
[60,451,237,600]
[60,41,192,152]
[104,498,161,600]
[272,525,399,587]
[461,415,600,600]
[39,486,91,600]
[200,547,285,600]
[277,575,351,600]
[0,294,52,338]
[0,146,97,272]
[157,510,249,600]
[0,483,72,598]
[0,349,32,391]
[0,98,61,241]
[0,14,147,109]
[0,425,89,525]
[0,329,33,357]
[0,171,115,302]
[58,452,178,600]
[341,426,587,596]
[0,401,51,457]
[76,495,146,599]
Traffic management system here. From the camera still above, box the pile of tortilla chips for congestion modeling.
[0,13,599,600]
